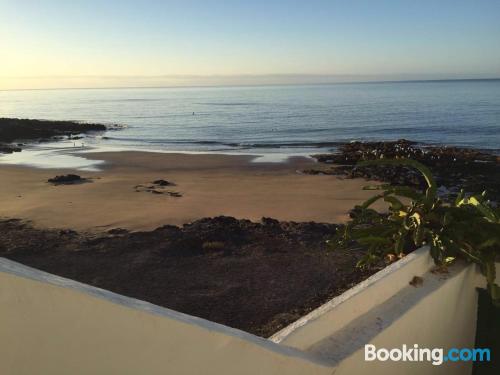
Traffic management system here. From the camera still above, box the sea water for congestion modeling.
[1,79,499,169]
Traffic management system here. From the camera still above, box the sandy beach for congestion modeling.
[0,151,382,232]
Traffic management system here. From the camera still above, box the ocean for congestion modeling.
[1,79,499,168]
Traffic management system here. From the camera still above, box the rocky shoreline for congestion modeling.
[2,118,497,204]
[0,117,108,154]
[306,139,500,202]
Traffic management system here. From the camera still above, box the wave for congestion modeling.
[98,136,344,149]
[194,102,260,106]
[85,98,163,103]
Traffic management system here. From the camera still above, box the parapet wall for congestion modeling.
[1,250,496,374]
[272,246,493,375]
[0,258,331,375]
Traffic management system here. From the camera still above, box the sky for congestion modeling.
[1,0,499,90]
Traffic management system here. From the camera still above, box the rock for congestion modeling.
[1,147,21,154]
[0,118,106,144]
[48,174,87,185]
[153,179,174,186]
[308,140,500,202]
[135,182,182,197]
[436,185,451,198]
[107,228,129,235]
[409,276,424,287]
[261,217,280,226]
[0,143,22,154]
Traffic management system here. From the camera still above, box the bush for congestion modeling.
[331,158,500,305]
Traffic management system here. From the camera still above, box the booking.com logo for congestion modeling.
[365,344,491,366]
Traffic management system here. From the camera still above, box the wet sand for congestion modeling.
[0,151,382,232]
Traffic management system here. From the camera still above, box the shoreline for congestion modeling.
[2,134,499,175]
[1,136,498,232]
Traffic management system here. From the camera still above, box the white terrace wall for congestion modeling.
[1,252,497,374]
[311,262,481,375]
[0,258,331,375]
[272,246,498,375]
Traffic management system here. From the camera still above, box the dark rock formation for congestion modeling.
[153,179,174,186]
[308,140,500,201]
[48,174,89,185]
[0,118,107,153]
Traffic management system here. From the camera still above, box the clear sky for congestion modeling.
[1,0,499,89]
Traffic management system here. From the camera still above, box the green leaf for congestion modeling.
[384,195,404,211]
[358,158,436,193]
[454,189,465,206]
[361,194,385,209]
[488,283,500,307]
[458,195,499,223]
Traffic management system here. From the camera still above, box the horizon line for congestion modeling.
[1,77,499,92]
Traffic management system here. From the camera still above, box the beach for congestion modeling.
[0,150,381,232]
[1,130,498,337]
